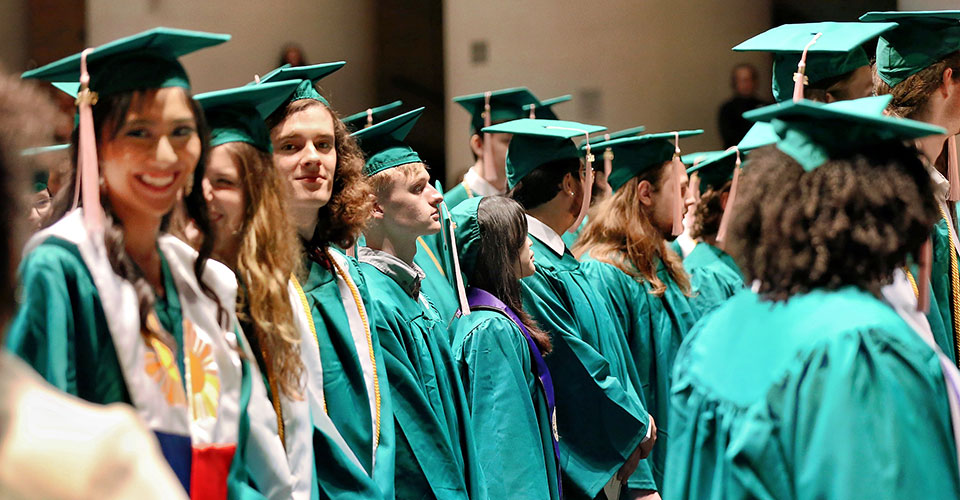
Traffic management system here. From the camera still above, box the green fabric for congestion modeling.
[682,243,743,317]
[343,100,404,132]
[451,309,561,500]
[300,254,396,497]
[578,256,700,490]
[254,62,346,106]
[523,94,572,120]
[483,119,607,189]
[686,150,738,195]
[770,50,868,102]
[929,216,959,363]
[414,236,461,329]
[442,182,472,211]
[737,122,777,152]
[744,96,947,171]
[448,196,484,286]
[520,236,650,499]
[359,262,486,500]
[20,27,229,96]
[196,81,300,153]
[591,130,704,192]
[582,126,647,147]
[664,287,960,499]
[861,11,960,87]
[353,108,424,177]
[453,87,540,131]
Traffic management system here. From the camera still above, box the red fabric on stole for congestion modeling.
[190,444,236,500]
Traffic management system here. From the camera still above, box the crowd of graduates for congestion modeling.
[3,8,960,500]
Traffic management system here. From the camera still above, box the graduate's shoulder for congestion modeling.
[452,309,526,350]
[19,236,94,285]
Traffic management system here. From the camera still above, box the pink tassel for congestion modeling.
[76,48,103,233]
[670,132,684,236]
[481,91,494,180]
[365,108,374,128]
[528,102,537,119]
[569,133,594,233]
[918,238,933,313]
[793,32,822,103]
[715,146,742,246]
[948,135,959,202]
[602,133,612,178]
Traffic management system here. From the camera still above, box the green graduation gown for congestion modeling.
[298,251,396,499]
[928,213,960,363]
[413,236,461,328]
[442,181,473,211]
[6,236,277,499]
[520,226,650,499]
[665,287,960,499]
[560,215,588,250]
[682,242,743,316]
[451,308,562,500]
[358,248,486,500]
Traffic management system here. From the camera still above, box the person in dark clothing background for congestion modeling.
[717,63,768,148]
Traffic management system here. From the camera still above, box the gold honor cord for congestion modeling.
[942,204,960,367]
[327,249,382,447]
[290,273,327,414]
[417,237,446,278]
[462,181,474,199]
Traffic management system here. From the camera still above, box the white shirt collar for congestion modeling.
[925,160,950,203]
[525,214,567,256]
[463,167,504,197]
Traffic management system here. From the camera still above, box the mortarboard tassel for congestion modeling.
[528,102,537,119]
[715,146,742,245]
[602,133,613,179]
[948,135,959,202]
[670,132,685,236]
[75,48,104,233]
[792,32,822,103]
[443,197,471,316]
[481,91,495,183]
[544,126,595,234]
[918,238,933,313]
[365,108,374,128]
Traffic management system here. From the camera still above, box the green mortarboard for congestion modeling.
[687,149,739,194]
[22,27,229,97]
[342,100,404,131]
[523,94,572,120]
[195,80,301,153]
[582,125,647,146]
[737,122,778,152]
[482,118,606,189]
[449,195,485,287]
[32,170,49,192]
[453,87,540,131]
[733,22,897,102]
[861,10,960,87]
[743,95,946,170]
[255,61,345,106]
[590,130,704,191]
[352,107,425,177]
[20,143,70,156]
[681,150,723,167]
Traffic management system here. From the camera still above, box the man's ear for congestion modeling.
[720,190,729,211]
[636,179,655,207]
[469,134,484,159]
[370,198,385,220]
[561,172,579,199]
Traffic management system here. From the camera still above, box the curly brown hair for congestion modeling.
[266,90,372,250]
[874,50,960,119]
[0,73,60,328]
[691,180,731,241]
[728,143,937,301]
[573,162,692,297]
[217,141,305,400]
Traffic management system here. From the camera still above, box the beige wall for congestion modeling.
[443,0,773,184]
[86,0,377,113]
[0,0,27,71]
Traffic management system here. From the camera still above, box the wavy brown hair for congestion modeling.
[472,196,551,353]
[45,88,222,350]
[874,50,960,119]
[217,141,304,399]
[574,162,691,297]
[728,144,936,301]
[690,180,731,240]
[266,89,372,251]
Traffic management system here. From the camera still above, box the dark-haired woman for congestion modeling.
[664,98,960,499]
[6,29,294,498]
[450,195,560,500]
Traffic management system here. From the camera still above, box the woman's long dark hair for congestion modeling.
[45,88,224,348]
[471,196,551,353]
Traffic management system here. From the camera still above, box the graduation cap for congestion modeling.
[21,27,229,233]
[352,107,425,177]
[253,61,346,106]
[453,87,540,132]
[733,22,897,102]
[342,100,403,131]
[687,149,739,194]
[20,143,70,157]
[591,130,704,192]
[22,27,229,97]
[581,125,648,178]
[680,150,723,167]
[523,94,572,119]
[743,94,945,170]
[449,195,485,286]
[194,80,301,152]
[484,118,606,233]
[737,122,778,152]
[860,10,960,87]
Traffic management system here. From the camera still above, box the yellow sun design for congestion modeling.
[184,319,221,421]
[144,314,187,407]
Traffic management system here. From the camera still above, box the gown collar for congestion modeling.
[526,214,566,257]
[357,246,424,298]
